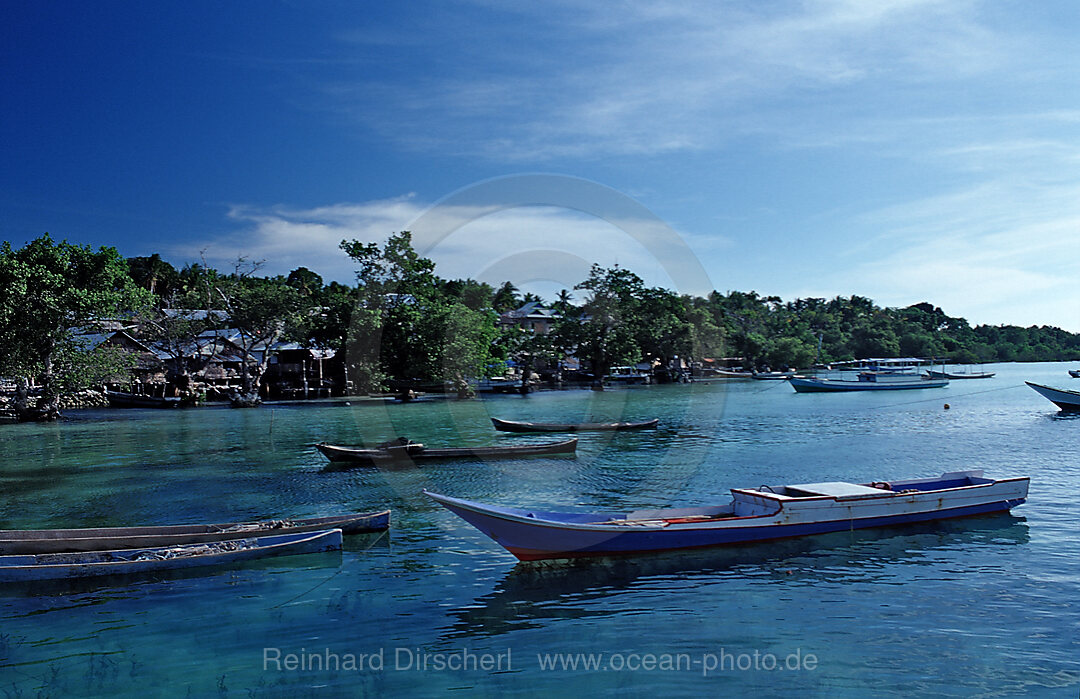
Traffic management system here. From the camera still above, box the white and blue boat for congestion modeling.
[790,358,949,392]
[426,471,1028,561]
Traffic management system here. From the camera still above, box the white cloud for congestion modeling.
[172,191,720,298]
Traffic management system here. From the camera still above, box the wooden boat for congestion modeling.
[316,438,578,464]
[106,390,182,408]
[790,372,948,392]
[925,369,995,380]
[0,511,389,555]
[1026,381,1080,411]
[0,529,343,582]
[426,470,1028,561]
[752,371,798,380]
[491,417,658,433]
[1068,370,1080,378]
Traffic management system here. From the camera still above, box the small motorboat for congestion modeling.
[0,529,343,583]
[1068,370,1080,378]
[315,438,578,465]
[427,470,1028,561]
[1026,381,1080,411]
[491,418,658,433]
[925,369,995,380]
[0,511,389,555]
[752,371,798,380]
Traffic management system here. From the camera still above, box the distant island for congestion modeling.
[2,231,1078,421]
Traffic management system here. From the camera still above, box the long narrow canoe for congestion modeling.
[0,511,389,555]
[316,438,577,464]
[1026,381,1080,411]
[0,529,343,583]
[106,390,182,408]
[426,471,1029,561]
[491,418,658,433]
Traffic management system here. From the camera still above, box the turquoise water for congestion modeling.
[1,362,1078,697]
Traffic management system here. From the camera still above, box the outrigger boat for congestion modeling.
[1026,381,1080,411]
[491,418,658,433]
[426,471,1028,561]
[0,529,343,583]
[316,438,577,464]
[0,510,389,555]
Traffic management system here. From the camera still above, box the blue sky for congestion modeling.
[3,1,1080,329]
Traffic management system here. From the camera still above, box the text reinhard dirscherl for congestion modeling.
[262,647,818,676]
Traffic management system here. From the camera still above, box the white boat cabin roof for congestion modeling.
[785,481,887,497]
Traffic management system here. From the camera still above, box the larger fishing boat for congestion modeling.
[426,471,1028,561]
[790,358,949,392]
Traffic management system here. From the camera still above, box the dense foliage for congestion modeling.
[3,231,1080,418]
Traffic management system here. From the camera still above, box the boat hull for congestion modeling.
[790,376,949,392]
[0,529,343,582]
[1026,381,1080,411]
[0,511,389,555]
[427,473,1028,561]
[316,439,578,464]
[491,418,658,433]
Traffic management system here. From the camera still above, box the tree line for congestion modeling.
[2,232,1079,420]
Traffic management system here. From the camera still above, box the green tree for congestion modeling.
[0,235,153,420]
[214,264,308,406]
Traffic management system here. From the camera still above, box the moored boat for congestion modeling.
[491,417,658,433]
[603,366,650,385]
[752,371,798,380]
[925,369,995,380]
[316,438,578,464]
[0,529,343,583]
[106,390,183,408]
[790,373,949,392]
[1026,381,1080,411]
[0,510,389,555]
[426,471,1028,561]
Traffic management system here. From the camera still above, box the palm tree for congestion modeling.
[492,281,520,312]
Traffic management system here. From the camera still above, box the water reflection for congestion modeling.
[440,514,1030,640]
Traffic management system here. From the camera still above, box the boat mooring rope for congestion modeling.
[868,382,1029,410]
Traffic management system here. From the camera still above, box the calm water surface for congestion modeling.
[1,362,1078,697]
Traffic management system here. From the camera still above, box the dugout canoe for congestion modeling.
[0,529,343,583]
[315,438,577,464]
[491,418,658,433]
[0,511,389,555]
